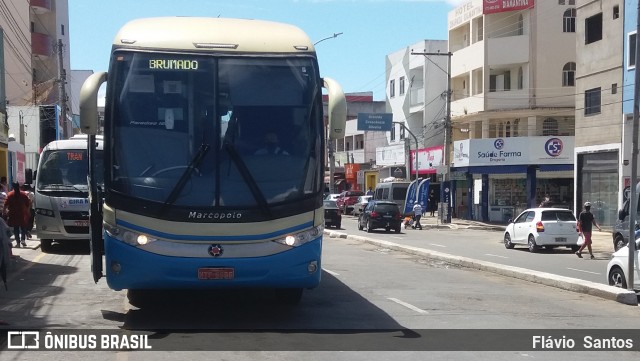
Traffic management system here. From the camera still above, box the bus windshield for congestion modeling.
[37,149,104,192]
[107,52,323,208]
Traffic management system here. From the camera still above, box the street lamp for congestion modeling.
[314,32,343,46]
[411,50,453,223]
[393,122,419,182]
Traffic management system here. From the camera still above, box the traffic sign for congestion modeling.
[357,113,392,132]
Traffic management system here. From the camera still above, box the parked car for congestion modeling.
[503,208,580,253]
[324,193,340,202]
[335,190,364,215]
[606,232,640,290]
[323,200,342,229]
[357,200,403,233]
[352,195,373,216]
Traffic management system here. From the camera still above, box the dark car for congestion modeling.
[357,200,402,233]
[335,190,365,215]
[323,200,342,229]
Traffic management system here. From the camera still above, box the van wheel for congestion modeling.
[614,234,627,252]
[41,239,53,252]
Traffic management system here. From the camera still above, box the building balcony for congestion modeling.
[31,32,53,57]
[487,35,529,66]
[30,0,52,14]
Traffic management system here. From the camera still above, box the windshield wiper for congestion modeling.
[162,143,210,209]
[223,141,271,217]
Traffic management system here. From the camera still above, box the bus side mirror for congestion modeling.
[25,168,33,184]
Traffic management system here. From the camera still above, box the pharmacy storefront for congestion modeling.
[452,136,574,222]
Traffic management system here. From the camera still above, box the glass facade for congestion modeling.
[577,151,619,229]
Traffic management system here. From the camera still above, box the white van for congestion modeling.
[374,181,410,210]
[35,135,103,250]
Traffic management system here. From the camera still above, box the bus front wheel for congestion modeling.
[274,288,303,305]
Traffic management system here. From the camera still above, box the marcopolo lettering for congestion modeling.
[188,211,242,220]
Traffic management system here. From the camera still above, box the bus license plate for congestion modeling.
[75,220,89,227]
[198,268,234,280]
[555,237,566,242]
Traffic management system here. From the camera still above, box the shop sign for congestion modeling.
[459,136,574,167]
[411,145,444,175]
[448,0,483,30]
[376,143,405,166]
[483,0,534,15]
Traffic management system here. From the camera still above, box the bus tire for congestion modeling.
[127,289,156,308]
[274,288,303,305]
[40,239,53,252]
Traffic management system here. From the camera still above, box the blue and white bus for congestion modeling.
[79,17,346,305]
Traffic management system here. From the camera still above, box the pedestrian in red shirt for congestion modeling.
[3,183,31,248]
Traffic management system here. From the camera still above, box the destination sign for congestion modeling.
[149,59,199,70]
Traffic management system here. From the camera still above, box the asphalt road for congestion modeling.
[334,214,611,285]
[1,230,640,359]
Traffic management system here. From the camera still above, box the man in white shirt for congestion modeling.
[412,200,423,230]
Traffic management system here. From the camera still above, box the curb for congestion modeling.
[325,230,638,306]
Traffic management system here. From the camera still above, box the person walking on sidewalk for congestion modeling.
[576,201,601,259]
[3,182,31,248]
[412,201,423,230]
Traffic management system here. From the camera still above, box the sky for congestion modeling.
[68,0,464,101]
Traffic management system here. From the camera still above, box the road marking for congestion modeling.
[387,297,428,314]
[323,268,340,276]
[429,243,446,248]
[567,267,600,275]
[485,253,509,259]
[391,236,404,240]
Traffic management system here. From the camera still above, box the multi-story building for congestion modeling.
[1,0,72,180]
[575,0,625,229]
[385,40,448,187]
[448,0,576,222]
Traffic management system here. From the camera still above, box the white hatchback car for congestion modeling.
[606,236,640,290]
[352,195,373,216]
[504,208,580,253]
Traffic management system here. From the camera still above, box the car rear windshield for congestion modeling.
[375,204,399,213]
[541,210,576,222]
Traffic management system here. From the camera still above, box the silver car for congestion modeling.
[504,208,580,253]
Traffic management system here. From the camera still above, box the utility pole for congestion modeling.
[411,50,453,223]
[57,39,67,139]
[627,2,640,290]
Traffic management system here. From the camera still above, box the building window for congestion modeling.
[543,118,559,136]
[513,119,520,137]
[518,15,524,35]
[477,17,484,42]
[61,24,65,35]
[585,13,603,44]
[390,124,396,141]
[562,62,576,86]
[612,83,618,94]
[30,21,35,33]
[518,67,523,90]
[558,0,565,4]
[506,121,511,137]
[629,32,637,69]
[613,5,620,20]
[569,0,575,4]
[390,79,395,98]
[399,76,405,96]
[584,87,601,115]
[400,126,405,140]
[563,9,576,33]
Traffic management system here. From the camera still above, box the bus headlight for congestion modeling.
[105,224,157,247]
[274,225,323,247]
[35,208,55,217]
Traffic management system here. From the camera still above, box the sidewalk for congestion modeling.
[417,214,614,257]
